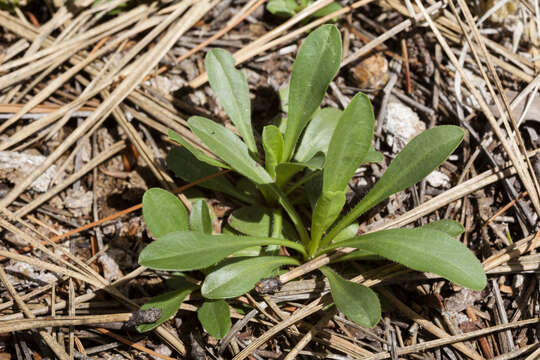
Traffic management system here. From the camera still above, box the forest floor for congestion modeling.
[0,0,538,359]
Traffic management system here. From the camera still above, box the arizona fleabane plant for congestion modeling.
[137,24,486,335]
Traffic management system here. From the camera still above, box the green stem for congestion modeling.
[264,237,307,258]
[271,208,283,238]
[322,197,375,246]
[267,184,310,257]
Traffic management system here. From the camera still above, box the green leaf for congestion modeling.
[206,49,257,154]
[189,116,272,185]
[364,146,384,163]
[229,205,271,237]
[262,125,284,179]
[167,147,250,203]
[190,200,213,234]
[168,129,229,169]
[333,223,359,243]
[142,188,188,238]
[421,219,465,237]
[136,280,197,332]
[138,231,306,271]
[311,2,342,19]
[283,24,341,161]
[201,256,299,299]
[326,126,464,242]
[197,300,231,339]
[294,107,341,163]
[323,93,374,193]
[275,162,307,188]
[327,228,487,290]
[310,190,346,255]
[321,267,380,328]
[266,0,298,17]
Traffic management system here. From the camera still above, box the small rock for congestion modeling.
[98,252,123,281]
[351,53,389,90]
[0,151,56,193]
[383,98,425,152]
[64,188,93,217]
[425,170,450,188]
[6,261,58,284]
[152,344,172,360]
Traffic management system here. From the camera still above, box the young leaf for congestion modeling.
[320,267,380,328]
[267,0,298,17]
[311,2,342,19]
[136,280,197,332]
[167,147,251,203]
[190,200,213,234]
[206,49,257,154]
[201,256,299,299]
[262,125,284,179]
[326,126,464,242]
[283,24,341,161]
[142,188,188,238]
[421,219,465,237]
[229,205,271,237]
[327,228,487,290]
[168,129,229,169]
[275,162,307,188]
[294,107,341,163]
[138,231,306,271]
[323,92,374,193]
[333,223,359,243]
[197,300,231,339]
[189,116,273,185]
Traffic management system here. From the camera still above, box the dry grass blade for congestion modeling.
[0,313,135,332]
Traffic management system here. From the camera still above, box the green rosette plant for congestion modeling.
[137,24,486,336]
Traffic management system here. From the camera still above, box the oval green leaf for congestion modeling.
[328,228,486,290]
[321,267,380,328]
[190,200,213,234]
[189,116,272,185]
[201,256,299,299]
[364,146,384,163]
[138,231,305,271]
[197,300,231,339]
[294,107,341,163]
[229,205,271,237]
[283,24,341,160]
[327,125,464,241]
[206,49,257,154]
[136,280,197,332]
[267,0,298,17]
[142,188,188,238]
[323,92,374,193]
[421,219,465,237]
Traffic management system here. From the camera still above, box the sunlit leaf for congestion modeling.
[421,219,465,237]
[190,200,213,234]
[294,107,341,163]
[168,129,229,169]
[206,49,257,154]
[142,188,188,238]
[202,256,299,299]
[327,228,486,290]
[262,125,283,179]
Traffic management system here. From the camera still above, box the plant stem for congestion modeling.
[266,237,307,258]
[321,197,374,246]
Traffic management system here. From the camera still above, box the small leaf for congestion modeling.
[189,116,272,185]
[311,2,342,18]
[323,92,374,193]
[294,107,341,163]
[262,125,283,179]
[275,162,307,188]
[138,231,304,271]
[168,129,229,169]
[197,300,231,339]
[266,0,298,17]
[190,200,213,234]
[364,146,384,163]
[167,147,250,203]
[143,188,188,238]
[229,205,271,237]
[333,223,359,243]
[327,126,464,241]
[283,24,341,160]
[202,256,299,299]
[206,49,257,154]
[421,220,465,237]
[137,280,197,332]
[321,267,380,328]
[327,228,487,290]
